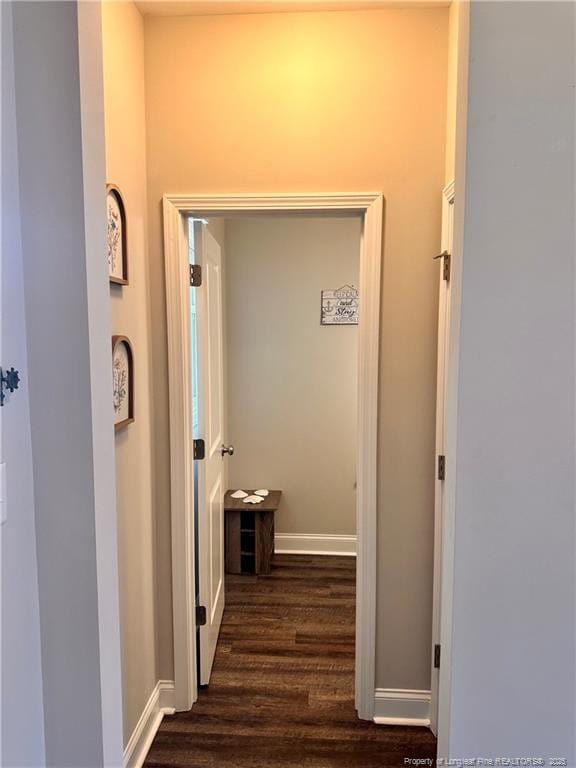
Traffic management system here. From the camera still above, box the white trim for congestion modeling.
[354,192,382,721]
[163,198,198,712]
[123,681,175,768]
[274,533,357,556]
[437,2,470,758]
[158,680,176,713]
[163,192,382,212]
[429,179,455,736]
[164,191,383,722]
[373,689,431,727]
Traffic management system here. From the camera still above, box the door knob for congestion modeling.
[221,444,235,457]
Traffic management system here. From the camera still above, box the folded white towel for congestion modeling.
[254,489,269,497]
[243,495,264,504]
[231,490,248,499]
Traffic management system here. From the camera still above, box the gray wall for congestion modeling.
[1,3,46,764]
[11,2,123,765]
[225,216,360,537]
[446,1,575,759]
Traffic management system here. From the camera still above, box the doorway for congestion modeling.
[192,214,361,686]
[163,193,383,719]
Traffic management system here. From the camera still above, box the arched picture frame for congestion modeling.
[106,184,128,285]
[112,335,134,430]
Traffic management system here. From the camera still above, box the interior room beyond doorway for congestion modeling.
[188,213,361,687]
[222,215,361,557]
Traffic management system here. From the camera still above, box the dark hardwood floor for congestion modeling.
[145,554,436,767]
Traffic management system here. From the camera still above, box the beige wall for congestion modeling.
[102,1,157,745]
[224,216,360,536]
[144,8,448,690]
[445,0,464,183]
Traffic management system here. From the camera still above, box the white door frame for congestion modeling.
[163,192,383,717]
[430,180,455,735]
[436,2,470,755]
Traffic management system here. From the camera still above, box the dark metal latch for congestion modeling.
[434,251,451,282]
[437,455,446,481]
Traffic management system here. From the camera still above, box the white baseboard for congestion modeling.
[124,680,175,768]
[373,688,431,727]
[274,533,357,556]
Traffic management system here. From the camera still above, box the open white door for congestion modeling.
[430,182,455,735]
[193,221,226,685]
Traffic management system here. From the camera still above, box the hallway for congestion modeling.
[144,555,436,767]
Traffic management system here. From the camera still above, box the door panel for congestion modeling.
[207,258,223,457]
[209,476,223,619]
[194,221,225,685]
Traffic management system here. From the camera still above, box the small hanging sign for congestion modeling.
[321,285,359,325]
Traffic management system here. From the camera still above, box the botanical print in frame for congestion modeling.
[107,185,128,284]
[321,284,359,325]
[112,336,134,430]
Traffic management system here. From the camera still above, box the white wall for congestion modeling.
[444,0,575,759]
[224,216,360,538]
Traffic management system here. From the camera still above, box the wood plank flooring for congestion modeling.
[145,554,436,768]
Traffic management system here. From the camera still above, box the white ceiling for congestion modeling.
[135,0,449,17]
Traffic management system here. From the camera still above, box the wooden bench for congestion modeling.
[224,490,282,575]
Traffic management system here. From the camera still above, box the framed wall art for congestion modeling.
[321,284,359,325]
[106,184,128,285]
[112,335,134,430]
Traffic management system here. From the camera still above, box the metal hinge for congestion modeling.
[437,455,446,481]
[434,251,451,282]
[196,605,207,626]
[193,439,205,460]
[189,264,202,287]
[443,253,451,282]
[434,644,441,669]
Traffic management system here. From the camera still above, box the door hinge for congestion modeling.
[193,438,205,460]
[437,454,446,481]
[443,253,451,282]
[434,644,441,669]
[434,251,451,282]
[196,605,207,626]
[189,264,202,287]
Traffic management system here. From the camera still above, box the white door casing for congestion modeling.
[163,193,383,718]
[430,180,455,736]
[193,222,226,685]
